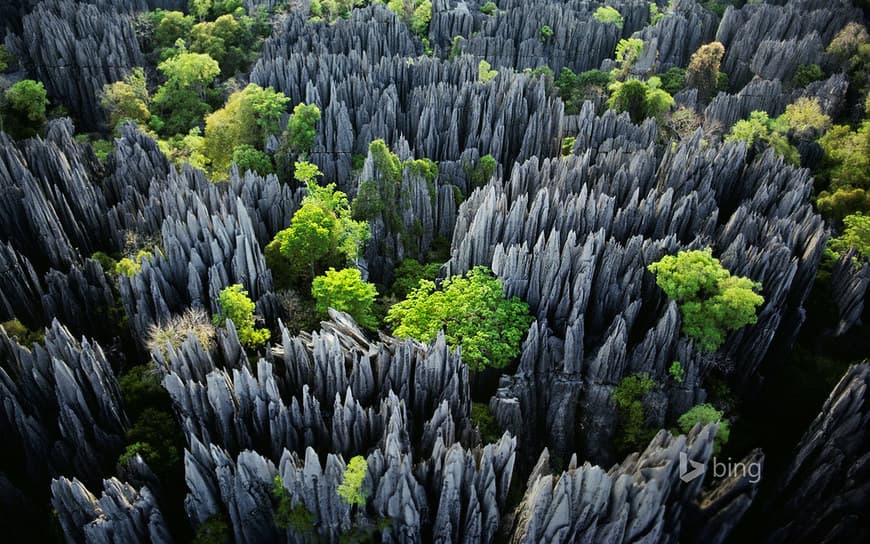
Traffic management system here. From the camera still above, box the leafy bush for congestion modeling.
[607,77,674,124]
[561,136,576,156]
[540,25,553,43]
[265,182,369,287]
[593,6,624,29]
[311,268,379,329]
[686,41,725,103]
[387,0,432,38]
[829,213,870,261]
[784,97,831,137]
[556,68,613,114]
[791,63,825,87]
[386,266,533,370]
[273,476,315,531]
[677,403,730,454]
[1,319,45,347]
[285,102,321,155]
[232,144,273,175]
[213,284,270,348]
[612,38,643,80]
[725,111,800,165]
[146,308,217,357]
[612,373,656,453]
[465,153,497,188]
[658,66,686,95]
[392,258,442,298]
[480,1,497,15]
[479,59,498,82]
[648,249,764,351]
[669,361,685,383]
[192,513,231,544]
[337,455,369,506]
[2,79,48,138]
[101,68,151,132]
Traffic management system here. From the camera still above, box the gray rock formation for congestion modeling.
[762,363,870,543]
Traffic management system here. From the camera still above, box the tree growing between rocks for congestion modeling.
[648,249,764,352]
[212,284,270,348]
[686,41,725,102]
[312,267,379,329]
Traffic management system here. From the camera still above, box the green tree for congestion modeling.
[192,513,231,544]
[285,102,321,155]
[685,41,725,102]
[392,258,441,298]
[648,249,764,351]
[294,160,323,184]
[265,182,369,287]
[725,111,800,165]
[817,120,870,219]
[2,79,48,138]
[154,11,195,48]
[152,48,220,135]
[312,267,378,329]
[387,0,432,38]
[0,45,12,73]
[189,0,213,20]
[678,403,730,455]
[829,213,870,261]
[386,266,533,370]
[466,153,497,188]
[608,78,674,124]
[213,284,270,348]
[232,144,273,175]
[273,476,315,532]
[791,63,825,87]
[479,59,498,83]
[556,68,613,114]
[480,1,497,15]
[658,66,686,95]
[784,97,831,137]
[593,5,624,29]
[157,49,221,90]
[540,25,553,43]
[669,361,685,383]
[101,68,151,132]
[337,455,369,507]
[612,38,643,81]
[612,373,656,454]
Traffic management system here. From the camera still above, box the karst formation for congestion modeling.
[1,0,868,542]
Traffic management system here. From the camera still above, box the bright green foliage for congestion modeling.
[817,121,870,219]
[465,153,497,188]
[123,407,182,476]
[101,68,151,131]
[392,258,441,298]
[312,268,378,328]
[116,250,154,277]
[555,68,613,114]
[265,182,369,287]
[594,5,624,29]
[792,63,825,87]
[561,136,576,156]
[649,2,665,25]
[648,249,764,351]
[387,0,432,38]
[784,97,831,136]
[190,12,260,76]
[213,284,270,348]
[294,160,323,184]
[612,38,643,81]
[540,25,553,43]
[192,513,231,544]
[286,102,321,155]
[337,455,369,507]
[1,319,45,347]
[152,48,219,135]
[232,144,273,175]
[159,128,209,170]
[480,1,497,15]
[273,476,315,531]
[607,77,674,124]
[2,79,48,138]
[369,139,403,181]
[686,41,725,103]
[829,213,870,261]
[386,266,533,370]
[189,0,213,20]
[725,111,800,165]
[154,11,195,48]
[669,361,685,383]
[826,22,869,61]
[471,402,502,444]
[612,373,656,453]
[204,84,289,177]
[658,66,686,95]
[678,403,730,454]
[479,60,498,83]
[158,50,220,89]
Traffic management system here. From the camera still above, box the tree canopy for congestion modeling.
[677,403,730,455]
[337,455,368,507]
[686,41,725,102]
[2,79,48,138]
[648,249,764,352]
[386,266,533,370]
[212,284,270,348]
[311,267,378,329]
